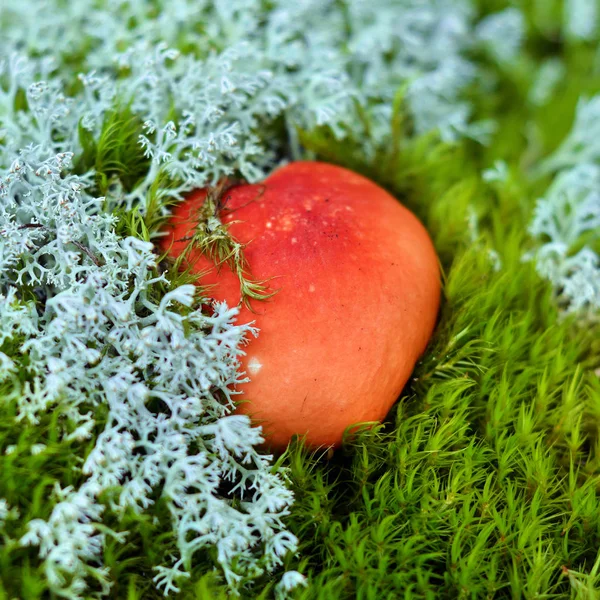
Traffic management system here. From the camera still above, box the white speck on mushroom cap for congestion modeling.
[248,356,263,375]
[309,284,315,292]
[276,214,295,232]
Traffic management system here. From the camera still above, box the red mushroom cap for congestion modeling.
[161,161,440,450]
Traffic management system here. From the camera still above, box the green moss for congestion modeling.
[74,103,150,197]
[278,245,599,599]
[0,381,106,598]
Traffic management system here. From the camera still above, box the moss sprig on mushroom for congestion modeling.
[171,178,278,311]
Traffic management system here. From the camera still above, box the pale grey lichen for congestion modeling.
[476,8,526,64]
[528,91,600,320]
[538,96,600,175]
[467,205,503,273]
[0,499,19,529]
[526,82,600,320]
[482,160,509,183]
[529,59,567,107]
[528,164,600,320]
[275,570,308,599]
[564,0,599,41]
[0,45,296,600]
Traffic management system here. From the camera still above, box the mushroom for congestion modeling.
[161,162,440,450]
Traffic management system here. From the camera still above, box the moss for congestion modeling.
[74,103,151,197]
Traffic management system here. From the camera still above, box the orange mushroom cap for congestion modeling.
[161,161,440,450]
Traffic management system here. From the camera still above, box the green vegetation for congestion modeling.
[1,1,600,598]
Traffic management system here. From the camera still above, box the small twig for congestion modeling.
[220,184,266,215]
[70,240,105,267]
[212,177,244,214]
[17,224,104,268]
[18,223,46,230]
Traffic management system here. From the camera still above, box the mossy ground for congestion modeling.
[1,3,600,599]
